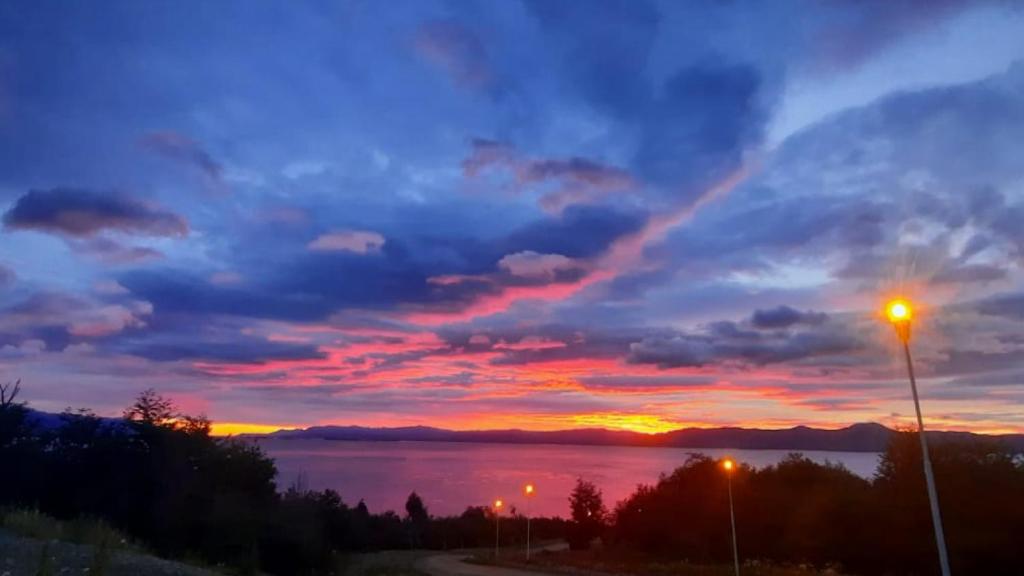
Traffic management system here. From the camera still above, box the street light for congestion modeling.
[722,458,739,576]
[494,499,504,559]
[524,483,536,561]
[885,298,951,576]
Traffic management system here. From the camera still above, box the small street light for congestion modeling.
[722,458,740,576]
[494,499,504,559]
[524,483,536,561]
[885,298,951,576]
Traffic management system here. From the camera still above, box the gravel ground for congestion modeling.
[0,530,222,576]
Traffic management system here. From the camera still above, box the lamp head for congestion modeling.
[494,499,503,510]
[886,299,912,323]
[885,299,913,343]
[722,458,735,472]
[525,483,535,495]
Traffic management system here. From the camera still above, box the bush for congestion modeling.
[2,509,63,540]
[1,510,133,551]
[608,436,1024,575]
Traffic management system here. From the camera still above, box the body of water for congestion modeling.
[258,439,881,518]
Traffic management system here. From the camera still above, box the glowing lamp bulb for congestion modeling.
[886,299,912,323]
[494,499,503,509]
[525,484,535,495]
[723,459,735,472]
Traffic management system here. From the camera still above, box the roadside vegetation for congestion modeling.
[0,383,561,575]
[547,440,1023,575]
[3,382,1023,575]
[0,509,221,576]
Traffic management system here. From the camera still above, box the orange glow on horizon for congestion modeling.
[210,422,297,436]
[204,414,1024,437]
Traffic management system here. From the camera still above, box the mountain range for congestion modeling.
[22,409,1023,453]
[259,422,1024,453]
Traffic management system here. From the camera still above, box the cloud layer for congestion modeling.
[0,1,1022,433]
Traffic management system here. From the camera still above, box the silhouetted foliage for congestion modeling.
[872,433,1024,575]
[122,388,176,426]
[568,477,607,550]
[609,437,1024,574]
[6,385,1021,575]
[0,386,566,575]
[404,491,429,548]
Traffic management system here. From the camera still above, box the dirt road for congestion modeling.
[418,554,557,576]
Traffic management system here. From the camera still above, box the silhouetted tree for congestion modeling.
[0,379,28,448]
[123,388,176,426]
[568,478,607,550]
[872,432,1024,575]
[405,491,429,548]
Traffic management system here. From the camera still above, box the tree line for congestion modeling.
[565,435,1024,575]
[0,385,563,575]
[3,383,1023,575]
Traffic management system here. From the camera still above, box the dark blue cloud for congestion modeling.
[118,271,333,322]
[114,201,646,322]
[3,188,187,238]
[635,63,766,192]
[140,132,223,185]
[975,292,1024,320]
[525,0,660,117]
[499,205,646,259]
[126,338,324,364]
[931,263,1007,285]
[751,306,827,329]
[628,309,861,368]
[629,324,862,369]
[0,325,73,353]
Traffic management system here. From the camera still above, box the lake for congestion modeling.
[257,439,881,518]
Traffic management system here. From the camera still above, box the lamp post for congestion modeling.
[885,299,951,576]
[524,483,535,561]
[494,499,503,559]
[722,459,739,576]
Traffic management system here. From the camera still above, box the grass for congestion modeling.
[1,508,133,550]
[341,550,433,576]
[0,509,222,576]
[470,548,848,576]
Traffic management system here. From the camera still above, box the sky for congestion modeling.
[1,1,1023,435]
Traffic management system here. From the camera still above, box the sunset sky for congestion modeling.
[2,1,1023,435]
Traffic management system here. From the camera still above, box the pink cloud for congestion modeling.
[498,251,578,278]
[308,230,386,254]
[415,21,491,88]
[210,271,244,286]
[494,336,567,351]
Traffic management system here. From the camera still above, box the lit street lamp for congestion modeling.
[494,499,503,559]
[885,298,951,576]
[722,458,739,576]
[524,483,535,561]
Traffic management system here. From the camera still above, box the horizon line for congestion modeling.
[208,420,1024,438]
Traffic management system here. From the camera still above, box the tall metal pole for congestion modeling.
[727,473,739,576]
[526,507,531,561]
[902,339,951,576]
[495,511,500,559]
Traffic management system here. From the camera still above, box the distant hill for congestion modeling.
[260,422,1024,453]
[23,408,124,430]
[21,408,1023,453]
